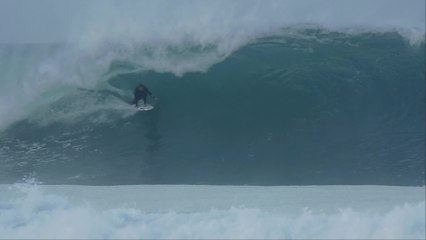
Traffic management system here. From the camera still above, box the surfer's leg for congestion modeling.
[131,97,140,107]
[142,95,147,105]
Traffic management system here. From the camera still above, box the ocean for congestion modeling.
[0,0,424,239]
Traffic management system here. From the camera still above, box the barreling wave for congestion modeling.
[0,27,424,185]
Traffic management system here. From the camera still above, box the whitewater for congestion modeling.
[0,183,425,239]
[0,0,425,239]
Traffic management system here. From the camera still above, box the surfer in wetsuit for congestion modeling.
[131,84,156,107]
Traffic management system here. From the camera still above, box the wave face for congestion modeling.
[0,29,425,185]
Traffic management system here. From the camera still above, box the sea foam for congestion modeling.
[0,184,424,239]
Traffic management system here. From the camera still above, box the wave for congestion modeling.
[0,26,424,185]
[0,183,424,239]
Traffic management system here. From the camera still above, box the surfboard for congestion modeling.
[136,104,154,111]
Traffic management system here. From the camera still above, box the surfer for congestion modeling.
[131,83,156,107]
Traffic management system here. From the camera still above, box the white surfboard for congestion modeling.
[136,104,154,111]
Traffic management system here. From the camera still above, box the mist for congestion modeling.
[0,0,424,43]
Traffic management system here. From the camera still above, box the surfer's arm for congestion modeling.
[145,88,156,99]
[145,88,153,95]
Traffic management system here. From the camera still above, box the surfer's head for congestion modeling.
[137,84,144,91]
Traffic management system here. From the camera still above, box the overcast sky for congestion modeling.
[0,0,424,43]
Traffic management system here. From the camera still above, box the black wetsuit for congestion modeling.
[132,85,152,106]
